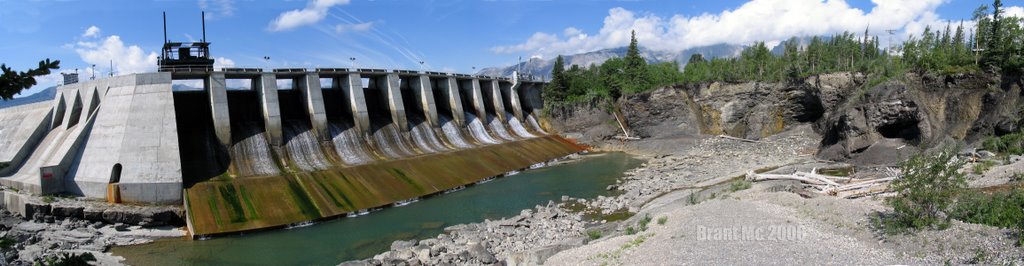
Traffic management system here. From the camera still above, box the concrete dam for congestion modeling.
[0,68,583,236]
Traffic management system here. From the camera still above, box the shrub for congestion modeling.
[637,214,653,232]
[982,132,1024,155]
[625,226,637,235]
[728,180,753,192]
[973,160,997,175]
[882,146,966,232]
[587,230,603,240]
[657,216,668,225]
[950,189,1024,246]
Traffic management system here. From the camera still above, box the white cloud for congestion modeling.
[334,21,373,33]
[74,35,158,75]
[199,0,235,18]
[214,57,235,70]
[82,26,101,38]
[268,0,350,32]
[492,0,962,57]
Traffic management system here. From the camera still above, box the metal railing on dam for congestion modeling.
[0,69,576,237]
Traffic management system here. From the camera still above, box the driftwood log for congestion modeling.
[745,167,898,199]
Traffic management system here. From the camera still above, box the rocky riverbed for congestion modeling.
[0,193,186,265]
[345,125,823,265]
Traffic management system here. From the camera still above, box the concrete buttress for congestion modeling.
[298,73,329,140]
[341,73,370,134]
[438,77,466,127]
[411,75,439,128]
[256,73,283,146]
[207,72,232,147]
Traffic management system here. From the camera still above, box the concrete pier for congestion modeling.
[460,79,487,120]
[482,79,507,123]
[207,73,231,147]
[504,75,524,121]
[297,73,329,140]
[255,73,284,146]
[373,74,408,131]
[340,73,371,134]
[410,75,439,128]
[436,77,466,127]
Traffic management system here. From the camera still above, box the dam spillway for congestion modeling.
[0,68,576,236]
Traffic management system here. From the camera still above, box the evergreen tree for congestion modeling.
[623,30,650,94]
[0,59,60,100]
[544,55,569,104]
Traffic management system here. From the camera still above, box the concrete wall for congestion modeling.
[410,75,439,128]
[255,74,284,146]
[69,73,182,204]
[436,77,466,127]
[207,73,231,147]
[0,103,52,176]
[297,73,329,140]
[518,83,544,116]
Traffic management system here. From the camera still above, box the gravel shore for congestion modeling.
[353,124,1023,265]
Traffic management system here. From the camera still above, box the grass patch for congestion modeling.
[624,226,637,235]
[657,216,668,225]
[637,214,652,232]
[982,132,1024,155]
[285,177,322,219]
[42,195,55,204]
[727,180,753,192]
[950,189,1024,246]
[973,160,997,175]
[587,230,602,240]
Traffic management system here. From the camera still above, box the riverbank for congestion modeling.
[0,195,186,265]
[351,123,1024,265]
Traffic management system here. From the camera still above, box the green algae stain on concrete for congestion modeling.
[183,136,584,236]
[389,168,425,193]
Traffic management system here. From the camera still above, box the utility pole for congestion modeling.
[263,56,270,70]
[91,64,96,80]
[349,57,356,69]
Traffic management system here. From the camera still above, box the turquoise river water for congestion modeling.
[112,152,643,265]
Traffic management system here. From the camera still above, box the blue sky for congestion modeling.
[1,0,1021,96]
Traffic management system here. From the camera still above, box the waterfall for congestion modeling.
[465,112,500,144]
[283,122,332,171]
[328,121,375,166]
[409,117,448,154]
[526,114,547,134]
[369,123,417,159]
[487,114,516,141]
[229,124,280,177]
[505,111,536,138]
[439,115,473,149]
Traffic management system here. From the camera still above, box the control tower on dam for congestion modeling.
[0,67,575,235]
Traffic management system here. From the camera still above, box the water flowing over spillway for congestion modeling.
[409,117,449,154]
[229,124,280,177]
[506,111,536,138]
[527,114,547,134]
[465,112,500,144]
[283,122,333,171]
[369,123,418,159]
[487,114,517,141]
[439,115,474,148]
[328,121,375,166]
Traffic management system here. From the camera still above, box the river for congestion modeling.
[112,152,643,265]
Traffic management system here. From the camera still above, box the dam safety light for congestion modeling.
[158,11,215,73]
